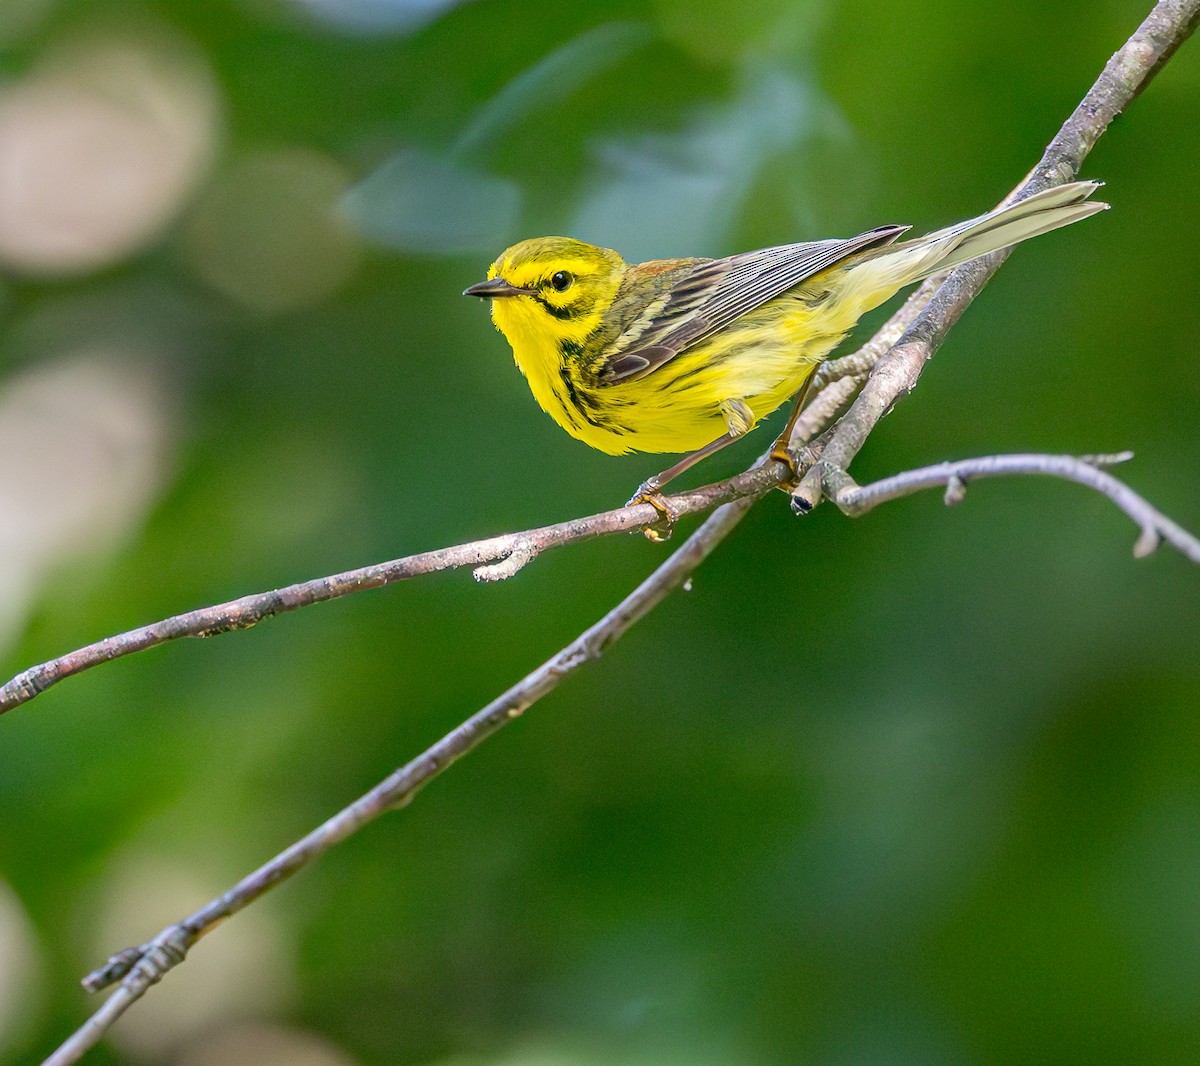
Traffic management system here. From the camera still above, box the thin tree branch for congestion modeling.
[0,463,787,718]
[806,280,939,393]
[822,451,1200,562]
[793,0,1200,511]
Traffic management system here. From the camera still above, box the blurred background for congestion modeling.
[1,1,1198,1063]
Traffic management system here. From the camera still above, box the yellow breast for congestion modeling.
[498,292,847,456]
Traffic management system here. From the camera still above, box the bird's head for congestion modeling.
[464,237,626,359]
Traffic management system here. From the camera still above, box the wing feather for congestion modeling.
[599,224,909,384]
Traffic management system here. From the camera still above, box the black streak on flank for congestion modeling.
[557,344,607,429]
[559,367,602,427]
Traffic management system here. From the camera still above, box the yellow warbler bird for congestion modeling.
[465,181,1106,511]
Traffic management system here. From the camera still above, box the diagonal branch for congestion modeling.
[43,465,1198,1066]
[42,498,762,1066]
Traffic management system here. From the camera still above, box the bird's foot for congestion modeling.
[627,478,679,542]
[768,442,801,492]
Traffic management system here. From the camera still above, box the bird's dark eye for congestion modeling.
[549,271,573,292]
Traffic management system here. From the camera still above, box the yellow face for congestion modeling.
[477,237,626,361]
[464,237,632,453]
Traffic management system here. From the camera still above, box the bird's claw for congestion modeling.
[627,480,678,542]
[769,444,801,491]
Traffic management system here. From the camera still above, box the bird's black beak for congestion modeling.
[463,277,533,299]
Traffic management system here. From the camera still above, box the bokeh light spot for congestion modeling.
[0,352,176,654]
[0,28,220,275]
[90,856,293,1060]
[183,147,362,314]
[278,0,477,37]
[0,879,43,1056]
[174,1022,361,1066]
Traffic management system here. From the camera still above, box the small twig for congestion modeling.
[787,376,860,441]
[819,451,1200,562]
[472,537,539,581]
[41,987,142,1066]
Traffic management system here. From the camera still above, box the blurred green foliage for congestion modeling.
[1,1,1198,1064]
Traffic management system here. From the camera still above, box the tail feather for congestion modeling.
[801,180,1107,341]
[897,180,1108,281]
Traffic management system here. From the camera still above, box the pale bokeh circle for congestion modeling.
[0,30,220,274]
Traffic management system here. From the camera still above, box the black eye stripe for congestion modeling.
[534,296,578,320]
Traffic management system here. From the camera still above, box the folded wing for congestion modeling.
[599,224,909,385]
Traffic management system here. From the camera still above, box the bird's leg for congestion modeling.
[769,372,819,488]
[627,432,739,541]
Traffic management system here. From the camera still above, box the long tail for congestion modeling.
[865,180,1108,287]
